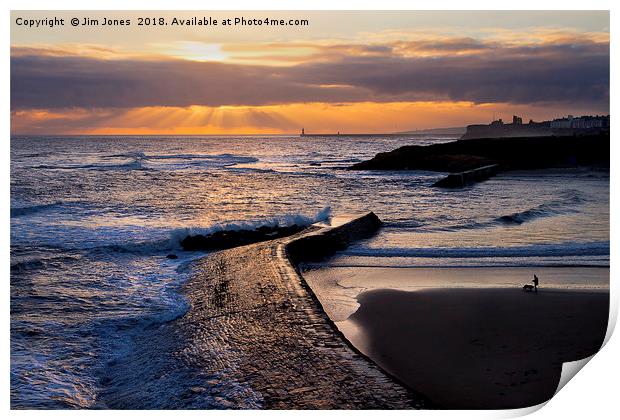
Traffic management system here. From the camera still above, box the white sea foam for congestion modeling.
[11,201,64,218]
[342,241,610,259]
[168,206,332,245]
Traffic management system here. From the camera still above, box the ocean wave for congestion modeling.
[32,152,259,172]
[382,220,425,229]
[105,151,146,159]
[11,202,64,218]
[31,207,334,255]
[426,191,587,232]
[167,207,332,246]
[111,152,259,170]
[33,159,146,172]
[10,255,82,272]
[341,241,609,259]
[158,152,256,163]
[224,166,277,174]
[306,158,361,166]
[496,191,585,225]
[321,260,610,268]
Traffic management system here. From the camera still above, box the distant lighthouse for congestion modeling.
[301,128,305,137]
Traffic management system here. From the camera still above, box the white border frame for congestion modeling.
[3,2,616,419]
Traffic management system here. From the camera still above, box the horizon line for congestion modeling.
[9,131,458,137]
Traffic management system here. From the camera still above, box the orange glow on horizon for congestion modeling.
[10,101,605,136]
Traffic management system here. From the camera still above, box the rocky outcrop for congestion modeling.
[350,134,610,173]
[180,225,305,251]
[286,212,382,264]
[432,164,500,188]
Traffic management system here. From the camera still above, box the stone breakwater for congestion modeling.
[432,164,500,188]
[175,213,428,409]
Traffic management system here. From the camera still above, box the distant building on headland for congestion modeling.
[461,114,609,139]
[550,115,610,130]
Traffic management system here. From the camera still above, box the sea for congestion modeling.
[10,135,609,408]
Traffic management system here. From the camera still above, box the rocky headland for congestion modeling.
[350,134,610,173]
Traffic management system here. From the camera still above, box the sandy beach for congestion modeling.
[170,214,610,410]
[343,287,609,409]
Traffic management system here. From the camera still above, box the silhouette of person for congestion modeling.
[533,275,539,292]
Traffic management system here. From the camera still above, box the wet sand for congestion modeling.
[302,266,610,322]
[345,288,609,409]
[174,212,608,409]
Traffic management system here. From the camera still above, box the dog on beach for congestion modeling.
[522,274,539,292]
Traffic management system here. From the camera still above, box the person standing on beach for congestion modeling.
[533,275,539,292]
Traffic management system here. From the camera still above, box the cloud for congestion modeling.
[11,35,609,110]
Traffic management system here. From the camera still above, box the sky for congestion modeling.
[10,11,610,135]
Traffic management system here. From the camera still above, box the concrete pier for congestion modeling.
[175,213,428,409]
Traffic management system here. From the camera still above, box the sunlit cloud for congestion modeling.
[13,29,609,64]
[477,27,609,46]
[155,41,228,62]
[10,44,143,60]
[11,33,608,111]
[10,11,609,134]
[221,43,321,65]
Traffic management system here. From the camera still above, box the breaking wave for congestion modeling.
[167,207,332,246]
[18,207,333,256]
[426,191,588,232]
[31,152,260,172]
[11,202,64,218]
[10,255,82,273]
[33,159,146,172]
[342,241,609,259]
[496,192,585,225]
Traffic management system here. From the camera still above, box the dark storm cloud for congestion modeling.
[289,41,610,105]
[10,39,609,110]
[11,55,369,109]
